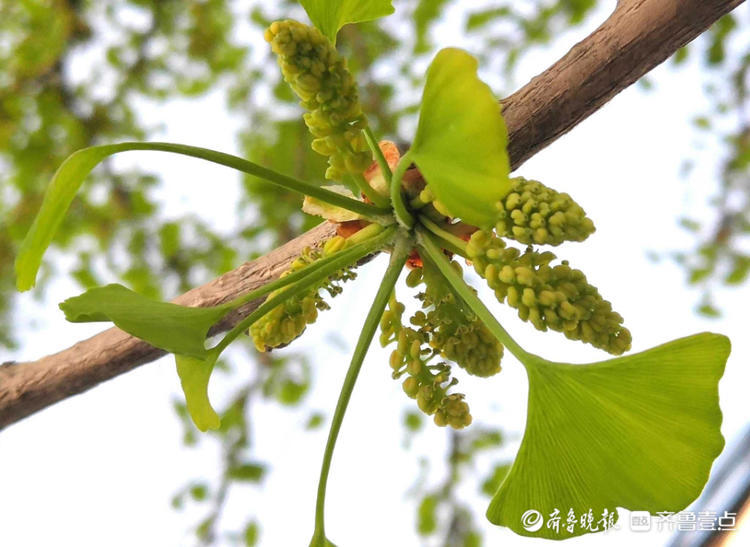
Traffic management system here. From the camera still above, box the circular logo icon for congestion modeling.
[521,509,544,532]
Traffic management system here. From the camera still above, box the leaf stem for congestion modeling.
[221,225,392,313]
[390,151,415,229]
[350,173,390,208]
[418,215,468,256]
[416,228,534,365]
[311,235,411,546]
[102,142,392,220]
[213,226,397,355]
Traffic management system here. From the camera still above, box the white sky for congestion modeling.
[2,2,749,546]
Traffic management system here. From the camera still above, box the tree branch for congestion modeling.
[0,0,743,429]
[503,0,745,167]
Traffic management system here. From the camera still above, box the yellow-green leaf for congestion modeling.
[410,48,510,229]
[299,0,395,43]
[15,141,380,291]
[302,185,363,222]
[176,353,220,432]
[60,284,229,358]
[487,333,729,539]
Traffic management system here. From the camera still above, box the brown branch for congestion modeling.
[503,0,745,167]
[0,0,743,429]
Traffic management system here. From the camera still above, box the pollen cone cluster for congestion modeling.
[265,20,371,181]
[250,236,356,352]
[495,177,595,246]
[380,293,472,429]
[407,265,503,378]
[466,231,631,355]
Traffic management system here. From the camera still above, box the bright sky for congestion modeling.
[2,3,749,547]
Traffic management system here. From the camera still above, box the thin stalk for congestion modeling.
[390,152,415,229]
[416,228,533,365]
[110,142,392,220]
[350,172,390,208]
[222,225,394,312]
[408,194,430,211]
[213,226,397,355]
[311,236,411,547]
[419,216,468,255]
[363,126,393,182]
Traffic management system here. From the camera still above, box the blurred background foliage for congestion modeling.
[1,1,747,545]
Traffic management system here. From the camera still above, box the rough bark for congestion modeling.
[0,0,743,429]
[502,0,745,166]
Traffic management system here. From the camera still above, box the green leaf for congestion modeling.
[60,284,229,358]
[228,463,267,482]
[302,185,363,222]
[176,353,220,432]
[244,521,260,546]
[481,463,512,497]
[410,48,510,229]
[417,494,439,535]
[189,483,209,501]
[299,0,395,44]
[16,141,386,291]
[487,333,729,539]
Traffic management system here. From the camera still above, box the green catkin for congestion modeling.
[495,177,595,246]
[265,20,371,181]
[466,230,632,355]
[250,235,356,352]
[379,293,472,429]
[410,265,504,378]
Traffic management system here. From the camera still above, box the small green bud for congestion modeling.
[403,377,419,398]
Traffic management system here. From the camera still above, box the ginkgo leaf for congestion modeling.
[176,353,220,431]
[303,185,363,222]
[299,0,395,44]
[409,48,510,229]
[15,141,383,291]
[60,284,230,358]
[487,333,729,539]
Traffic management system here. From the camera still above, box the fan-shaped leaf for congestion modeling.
[16,141,382,291]
[410,48,510,229]
[299,0,395,43]
[487,333,729,539]
[60,284,229,358]
[176,353,220,431]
